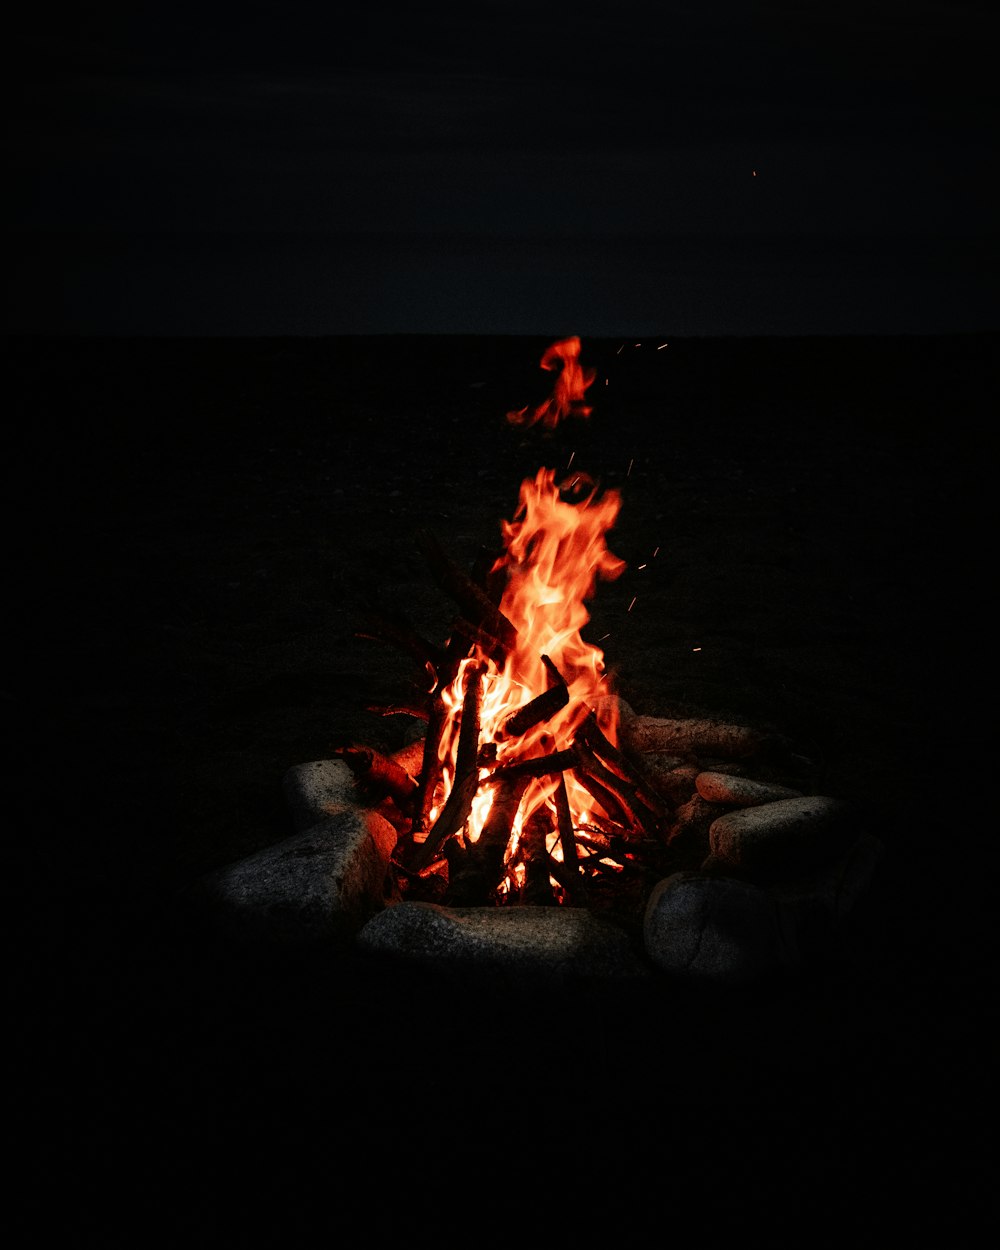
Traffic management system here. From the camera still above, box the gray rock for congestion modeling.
[671,793,718,833]
[194,808,399,946]
[643,871,800,984]
[623,715,778,760]
[695,771,803,807]
[356,902,652,984]
[650,763,701,804]
[708,795,857,879]
[282,759,360,832]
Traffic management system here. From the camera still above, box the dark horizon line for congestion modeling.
[9,225,998,246]
[7,327,997,344]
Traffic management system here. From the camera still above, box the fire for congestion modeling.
[425,341,626,898]
[506,336,596,430]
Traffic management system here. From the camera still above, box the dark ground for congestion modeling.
[11,332,994,1224]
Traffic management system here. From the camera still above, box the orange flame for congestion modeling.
[427,338,627,900]
[439,469,624,864]
[506,336,596,430]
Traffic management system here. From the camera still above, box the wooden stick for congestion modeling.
[541,653,568,689]
[495,682,569,741]
[553,774,588,905]
[578,710,670,819]
[573,741,662,838]
[572,767,632,830]
[459,773,531,903]
[409,660,486,871]
[485,745,579,784]
[417,529,517,658]
[554,773,581,877]
[354,610,444,672]
[448,616,506,666]
[408,632,472,840]
[365,699,431,722]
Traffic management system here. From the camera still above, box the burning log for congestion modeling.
[553,773,588,905]
[572,741,664,839]
[485,745,579,784]
[408,633,473,843]
[577,710,670,820]
[541,653,567,689]
[332,746,418,808]
[495,681,569,741]
[447,773,531,906]
[417,529,517,661]
[409,660,487,872]
[572,767,633,831]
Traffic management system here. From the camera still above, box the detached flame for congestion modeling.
[506,336,596,430]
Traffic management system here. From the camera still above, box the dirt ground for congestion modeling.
[13,331,994,1211]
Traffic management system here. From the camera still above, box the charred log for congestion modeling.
[354,610,444,672]
[553,772,588,905]
[417,529,517,660]
[409,660,487,872]
[495,682,570,741]
[366,698,432,722]
[541,653,568,689]
[461,773,531,904]
[408,633,473,846]
[578,710,671,820]
[486,745,579,784]
[332,746,418,808]
[571,767,633,830]
[573,736,666,838]
[448,617,507,665]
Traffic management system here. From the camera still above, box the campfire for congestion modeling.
[338,337,674,916]
[198,336,883,986]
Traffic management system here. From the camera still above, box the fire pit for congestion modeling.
[194,338,883,985]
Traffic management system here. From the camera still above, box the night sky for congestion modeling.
[7,1,998,335]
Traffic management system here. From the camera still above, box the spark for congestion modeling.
[652,546,660,558]
[752,169,757,177]
[616,344,625,355]
[567,450,575,469]
[692,646,702,652]
[627,457,634,476]
[598,632,611,641]
[627,596,637,612]
[657,342,669,350]
[638,563,647,570]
